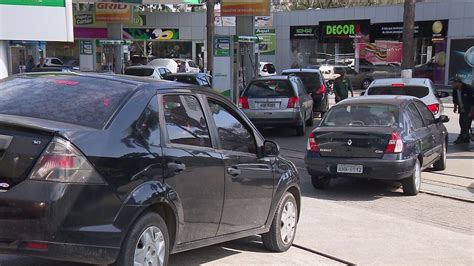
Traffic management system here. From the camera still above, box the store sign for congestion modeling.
[214,36,231,57]
[221,0,270,16]
[449,39,474,84]
[0,0,64,7]
[123,28,179,40]
[80,40,93,55]
[290,26,318,39]
[320,20,370,43]
[371,20,448,41]
[95,3,132,22]
[75,14,94,25]
[255,28,275,55]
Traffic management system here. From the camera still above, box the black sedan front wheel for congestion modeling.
[262,192,298,252]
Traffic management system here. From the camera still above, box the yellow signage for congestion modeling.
[95,3,132,22]
[221,0,270,16]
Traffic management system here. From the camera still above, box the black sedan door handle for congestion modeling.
[227,167,241,177]
[168,162,186,173]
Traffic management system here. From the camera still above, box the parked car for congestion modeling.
[305,95,449,195]
[174,59,200,73]
[239,75,314,136]
[163,72,212,87]
[320,64,400,90]
[259,62,277,76]
[362,78,448,118]
[44,57,64,67]
[29,66,72,72]
[281,68,329,117]
[125,65,171,79]
[0,73,301,265]
[148,58,179,73]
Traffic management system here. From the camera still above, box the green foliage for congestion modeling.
[283,0,405,10]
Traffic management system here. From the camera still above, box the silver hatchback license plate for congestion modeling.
[258,103,278,109]
[337,164,363,174]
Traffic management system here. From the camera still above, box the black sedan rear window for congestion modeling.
[282,72,322,93]
[367,86,429,98]
[0,76,135,128]
[244,80,294,98]
[323,104,399,127]
[125,68,154,77]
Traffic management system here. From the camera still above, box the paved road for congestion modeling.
[1,95,473,265]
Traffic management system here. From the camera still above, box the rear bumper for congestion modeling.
[0,180,124,264]
[243,109,303,127]
[305,153,415,180]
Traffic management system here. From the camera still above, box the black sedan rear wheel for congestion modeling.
[296,116,306,136]
[262,192,298,252]
[402,159,421,196]
[311,175,330,189]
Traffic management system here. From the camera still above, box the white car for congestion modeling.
[45,57,64,66]
[124,65,171,79]
[259,62,276,76]
[362,78,449,118]
[174,59,200,73]
[148,58,179,73]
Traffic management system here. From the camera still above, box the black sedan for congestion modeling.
[305,96,449,196]
[0,73,300,265]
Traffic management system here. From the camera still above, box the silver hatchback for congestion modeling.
[239,76,314,136]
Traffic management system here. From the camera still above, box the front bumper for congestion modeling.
[305,152,415,180]
[0,180,124,264]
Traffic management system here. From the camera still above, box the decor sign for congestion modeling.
[319,20,370,43]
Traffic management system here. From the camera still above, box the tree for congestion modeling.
[279,0,405,10]
[206,0,215,73]
[401,0,416,69]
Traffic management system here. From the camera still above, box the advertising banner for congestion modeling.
[95,3,132,22]
[255,28,275,55]
[75,14,94,25]
[357,40,403,65]
[123,28,179,40]
[371,20,448,41]
[449,39,474,84]
[221,0,270,16]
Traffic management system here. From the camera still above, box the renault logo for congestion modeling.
[347,139,353,146]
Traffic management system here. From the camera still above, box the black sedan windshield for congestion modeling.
[323,104,399,127]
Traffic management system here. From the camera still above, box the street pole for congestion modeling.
[402,0,416,72]
[206,0,215,74]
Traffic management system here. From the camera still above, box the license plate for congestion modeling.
[258,103,278,109]
[337,164,363,174]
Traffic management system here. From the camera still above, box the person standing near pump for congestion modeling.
[333,68,354,103]
[36,57,47,68]
[452,77,474,144]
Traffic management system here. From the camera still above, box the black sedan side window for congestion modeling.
[163,95,212,148]
[407,103,425,129]
[208,99,257,154]
[414,101,435,125]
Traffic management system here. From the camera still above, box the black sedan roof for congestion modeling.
[337,95,417,107]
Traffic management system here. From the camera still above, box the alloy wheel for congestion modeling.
[134,226,166,266]
[280,201,297,245]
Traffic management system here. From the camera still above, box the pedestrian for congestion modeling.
[333,68,354,103]
[26,57,35,72]
[37,57,46,68]
[178,61,186,73]
[452,77,474,144]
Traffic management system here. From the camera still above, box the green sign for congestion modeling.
[80,40,93,55]
[255,28,275,55]
[325,24,355,36]
[0,0,65,7]
[214,36,231,57]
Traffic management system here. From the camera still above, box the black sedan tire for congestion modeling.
[433,141,447,171]
[262,192,298,252]
[306,111,314,127]
[402,159,421,196]
[311,175,330,189]
[296,117,306,136]
[116,213,170,266]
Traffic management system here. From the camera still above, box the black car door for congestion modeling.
[204,97,274,234]
[159,94,224,243]
[414,100,442,164]
[406,103,434,168]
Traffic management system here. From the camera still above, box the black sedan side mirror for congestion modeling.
[436,115,450,123]
[437,91,449,98]
[263,140,280,157]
